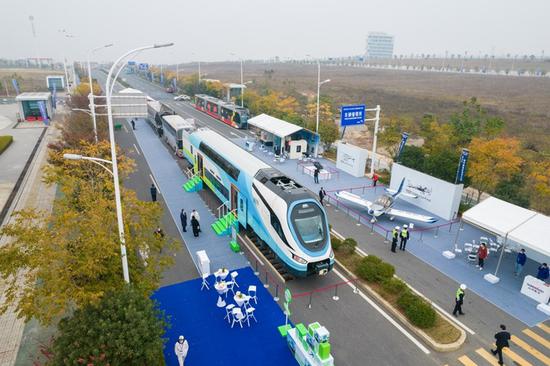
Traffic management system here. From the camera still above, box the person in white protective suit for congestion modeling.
[174,335,189,366]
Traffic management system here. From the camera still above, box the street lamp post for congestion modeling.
[103,43,173,283]
[87,43,113,143]
[230,53,245,107]
[314,60,330,158]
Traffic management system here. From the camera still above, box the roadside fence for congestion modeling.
[291,277,360,309]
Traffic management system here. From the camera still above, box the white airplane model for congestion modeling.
[335,178,438,224]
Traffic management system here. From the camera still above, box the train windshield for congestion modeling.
[291,202,326,251]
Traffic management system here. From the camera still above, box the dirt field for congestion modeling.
[176,62,550,151]
[0,68,64,96]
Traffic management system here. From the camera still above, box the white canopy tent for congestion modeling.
[248,113,303,139]
[461,197,550,275]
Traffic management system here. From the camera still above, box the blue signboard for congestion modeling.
[128,61,136,66]
[340,105,366,126]
[396,132,409,160]
[138,63,149,71]
[455,148,470,184]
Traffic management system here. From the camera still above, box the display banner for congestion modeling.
[520,275,550,304]
[396,132,409,160]
[12,79,20,94]
[455,148,470,183]
[336,142,369,177]
[38,101,49,125]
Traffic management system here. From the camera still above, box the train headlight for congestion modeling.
[292,254,307,264]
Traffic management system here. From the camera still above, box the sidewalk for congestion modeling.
[0,124,57,366]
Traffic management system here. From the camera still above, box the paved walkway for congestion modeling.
[0,124,57,366]
[132,118,248,273]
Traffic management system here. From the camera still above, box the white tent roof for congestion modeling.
[118,87,143,94]
[462,196,550,258]
[509,214,550,258]
[248,113,302,139]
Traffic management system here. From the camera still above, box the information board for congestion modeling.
[340,105,366,126]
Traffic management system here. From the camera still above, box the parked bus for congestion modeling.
[147,99,175,137]
[194,94,249,129]
[160,114,196,158]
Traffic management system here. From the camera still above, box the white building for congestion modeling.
[366,32,394,59]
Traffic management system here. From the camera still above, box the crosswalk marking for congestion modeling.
[523,328,550,350]
[502,347,533,366]
[458,355,477,366]
[511,335,550,365]
[475,348,502,366]
[536,323,550,335]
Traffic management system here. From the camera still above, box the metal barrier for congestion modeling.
[292,277,360,309]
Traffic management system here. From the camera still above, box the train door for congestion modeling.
[230,184,238,212]
[237,192,247,228]
[196,153,204,176]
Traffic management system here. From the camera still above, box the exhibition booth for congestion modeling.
[248,114,318,158]
[460,197,550,314]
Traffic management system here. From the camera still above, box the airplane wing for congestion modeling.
[334,191,373,210]
[385,188,417,199]
[387,208,438,223]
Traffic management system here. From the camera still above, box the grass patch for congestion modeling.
[0,135,13,155]
[333,241,461,344]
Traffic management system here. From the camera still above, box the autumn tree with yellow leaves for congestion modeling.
[467,137,524,202]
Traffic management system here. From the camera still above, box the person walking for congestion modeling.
[130,119,136,130]
[399,224,410,251]
[372,173,379,187]
[191,216,200,237]
[514,249,526,276]
[180,209,188,232]
[314,167,320,184]
[174,335,189,366]
[491,324,510,365]
[150,183,157,202]
[537,263,549,281]
[318,187,326,206]
[477,243,488,270]
[452,284,466,316]
[391,226,400,253]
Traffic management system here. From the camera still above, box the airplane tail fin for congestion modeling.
[385,178,405,197]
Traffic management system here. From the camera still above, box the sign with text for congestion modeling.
[340,104,366,126]
[521,275,550,304]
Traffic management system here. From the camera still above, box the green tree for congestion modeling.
[49,285,168,366]
[423,148,460,182]
[493,174,530,208]
[449,97,504,146]
[377,116,416,158]
[399,145,425,171]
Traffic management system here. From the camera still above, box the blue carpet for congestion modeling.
[152,266,295,366]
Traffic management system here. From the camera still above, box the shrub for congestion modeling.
[356,256,394,283]
[331,237,342,251]
[340,238,357,254]
[0,135,13,155]
[381,277,408,296]
[397,292,436,329]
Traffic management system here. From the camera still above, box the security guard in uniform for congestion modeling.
[452,284,467,316]
[391,226,400,253]
[399,224,410,251]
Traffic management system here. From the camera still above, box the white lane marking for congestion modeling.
[133,143,141,155]
[331,229,474,335]
[332,268,431,354]
[123,125,129,133]
[230,132,239,137]
[149,174,160,193]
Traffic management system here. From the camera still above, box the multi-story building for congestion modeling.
[366,32,394,59]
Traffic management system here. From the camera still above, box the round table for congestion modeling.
[214,281,229,308]
[234,293,250,308]
[214,269,229,281]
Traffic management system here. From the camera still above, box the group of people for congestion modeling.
[514,249,549,282]
[390,225,410,253]
[180,209,202,237]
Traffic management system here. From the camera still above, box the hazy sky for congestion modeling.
[1,0,549,64]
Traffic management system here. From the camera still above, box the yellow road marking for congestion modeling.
[458,355,478,366]
[475,348,502,366]
[536,322,550,335]
[502,347,533,366]
[523,328,550,350]
[511,335,550,365]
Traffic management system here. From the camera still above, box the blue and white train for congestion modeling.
[181,128,334,277]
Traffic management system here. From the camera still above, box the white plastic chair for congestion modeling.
[224,304,235,323]
[230,271,239,288]
[231,307,246,328]
[246,306,258,326]
[201,273,210,291]
[454,245,462,255]
[248,285,257,304]
[226,281,235,296]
